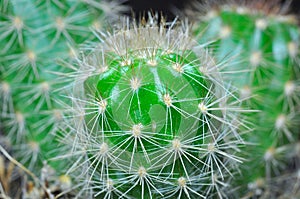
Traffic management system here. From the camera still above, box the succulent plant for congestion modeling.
[58,15,249,198]
[0,0,126,196]
[187,0,300,197]
[2,0,299,198]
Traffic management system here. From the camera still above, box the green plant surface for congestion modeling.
[189,1,300,197]
[0,0,126,196]
[59,16,248,198]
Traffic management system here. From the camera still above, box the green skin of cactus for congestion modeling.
[84,49,215,198]
[0,0,109,175]
[193,9,300,191]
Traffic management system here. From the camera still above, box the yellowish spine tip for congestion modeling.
[130,77,141,91]
[132,123,143,137]
[287,42,298,58]
[198,102,208,114]
[275,114,286,130]
[26,50,36,63]
[178,177,187,187]
[99,142,109,155]
[28,141,39,152]
[59,175,72,190]
[121,59,132,66]
[284,81,295,97]
[55,17,66,31]
[163,93,172,107]
[97,100,107,114]
[147,59,157,66]
[1,82,10,94]
[240,85,252,100]
[172,63,184,74]
[219,25,231,39]
[15,111,24,124]
[250,51,262,67]
[13,16,23,30]
[255,18,268,30]
[172,138,181,151]
[137,166,147,178]
[264,147,276,161]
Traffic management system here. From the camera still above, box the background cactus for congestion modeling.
[187,0,300,197]
[59,15,248,198]
[0,0,126,197]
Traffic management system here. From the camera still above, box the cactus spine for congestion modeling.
[0,0,126,196]
[188,1,300,197]
[60,16,247,198]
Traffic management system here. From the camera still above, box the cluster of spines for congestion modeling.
[56,15,249,198]
[1,0,299,198]
[187,0,300,197]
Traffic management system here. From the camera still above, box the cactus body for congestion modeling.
[189,1,300,197]
[62,18,247,198]
[0,0,126,193]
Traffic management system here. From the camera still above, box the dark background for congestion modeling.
[125,0,300,21]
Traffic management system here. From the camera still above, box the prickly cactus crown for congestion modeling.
[63,16,246,198]
[188,0,300,197]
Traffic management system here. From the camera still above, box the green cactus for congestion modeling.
[188,0,300,197]
[0,0,126,194]
[59,15,249,198]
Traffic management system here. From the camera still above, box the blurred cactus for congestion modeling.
[0,0,126,196]
[187,0,300,197]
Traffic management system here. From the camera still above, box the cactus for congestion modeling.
[0,0,126,195]
[187,0,300,197]
[2,0,299,198]
[58,15,248,198]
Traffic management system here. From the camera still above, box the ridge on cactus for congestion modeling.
[59,13,249,198]
[186,0,300,197]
